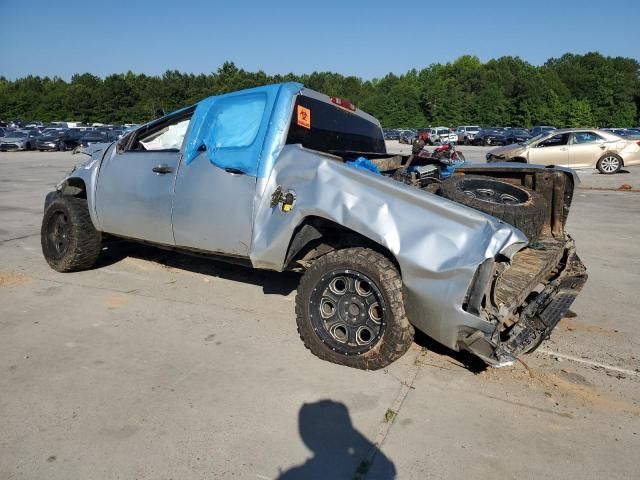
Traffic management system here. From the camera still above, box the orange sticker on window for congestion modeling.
[297,105,311,129]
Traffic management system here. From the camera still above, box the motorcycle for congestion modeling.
[394,142,468,190]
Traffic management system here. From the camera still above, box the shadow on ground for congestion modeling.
[277,400,396,480]
[413,330,487,373]
[96,240,489,371]
[95,239,300,296]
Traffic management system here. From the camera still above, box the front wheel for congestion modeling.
[41,195,102,272]
[597,154,622,174]
[295,248,414,370]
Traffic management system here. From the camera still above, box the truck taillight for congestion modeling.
[330,96,356,112]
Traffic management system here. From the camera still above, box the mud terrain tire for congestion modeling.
[440,175,545,241]
[41,196,102,272]
[295,248,414,370]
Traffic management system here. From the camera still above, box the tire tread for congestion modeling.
[295,247,414,370]
[41,196,102,272]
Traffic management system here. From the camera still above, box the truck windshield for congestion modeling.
[286,95,386,154]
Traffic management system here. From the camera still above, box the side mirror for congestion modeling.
[116,138,127,153]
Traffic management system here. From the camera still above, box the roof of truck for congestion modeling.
[183,82,381,178]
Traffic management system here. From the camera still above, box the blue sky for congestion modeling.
[1,0,639,80]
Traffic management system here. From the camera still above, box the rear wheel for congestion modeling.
[596,154,622,174]
[452,151,466,162]
[41,196,102,272]
[295,248,414,370]
[440,175,546,241]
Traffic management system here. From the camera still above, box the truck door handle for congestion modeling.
[152,164,173,174]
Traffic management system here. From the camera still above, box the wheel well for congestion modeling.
[284,216,401,273]
[61,177,87,199]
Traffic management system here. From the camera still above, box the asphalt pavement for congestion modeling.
[1,150,638,479]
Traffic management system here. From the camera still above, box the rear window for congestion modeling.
[286,95,385,154]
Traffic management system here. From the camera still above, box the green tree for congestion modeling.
[1,53,638,127]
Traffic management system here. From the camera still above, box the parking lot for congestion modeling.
[1,149,639,479]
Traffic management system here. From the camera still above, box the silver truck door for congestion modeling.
[95,108,194,245]
[171,93,267,257]
[172,154,256,256]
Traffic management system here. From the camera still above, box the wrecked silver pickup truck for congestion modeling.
[41,83,586,370]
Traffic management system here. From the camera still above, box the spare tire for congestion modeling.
[440,175,545,241]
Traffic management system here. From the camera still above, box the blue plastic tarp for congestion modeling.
[183,82,303,177]
[346,157,381,175]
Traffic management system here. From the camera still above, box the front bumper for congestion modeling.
[37,142,60,150]
[0,143,24,151]
[459,242,587,366]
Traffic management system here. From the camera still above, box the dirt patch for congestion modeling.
[535,370,640,416]
[559,317,619,336]
[577,186,640,193]
[122,256,184,274]
[0,271,32,287]
[122,257,166,272]
[104,293,129,309]
[481,365,640,416]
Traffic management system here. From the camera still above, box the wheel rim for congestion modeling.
[600,156,619,173]
[310,269,386,355]
[462,187,520,205]
[46,211,71,259]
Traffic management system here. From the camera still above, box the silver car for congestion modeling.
[0,130,39,151]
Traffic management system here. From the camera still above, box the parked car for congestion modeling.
[601,128,640,140]
[398,129,416,144]
[35,131,65,151]
[428,127,457,145]
[455,125,481,145]
[41,127,68,136]
[0,130,40,151]
[486,128,640,174]
[77,130,118,148]
[472,128,507,146]
[504,127,531,145]
[530,125,556,137]
[383,129,400,140]
[41,83,586,371]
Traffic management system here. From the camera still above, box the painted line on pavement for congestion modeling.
[537,348,639,377]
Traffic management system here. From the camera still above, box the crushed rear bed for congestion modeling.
[493,237,567,312]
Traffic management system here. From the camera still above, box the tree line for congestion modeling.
[1,52,638,128]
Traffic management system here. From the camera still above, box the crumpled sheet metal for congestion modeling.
[251,145,527,349]
[183,82,303,177]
